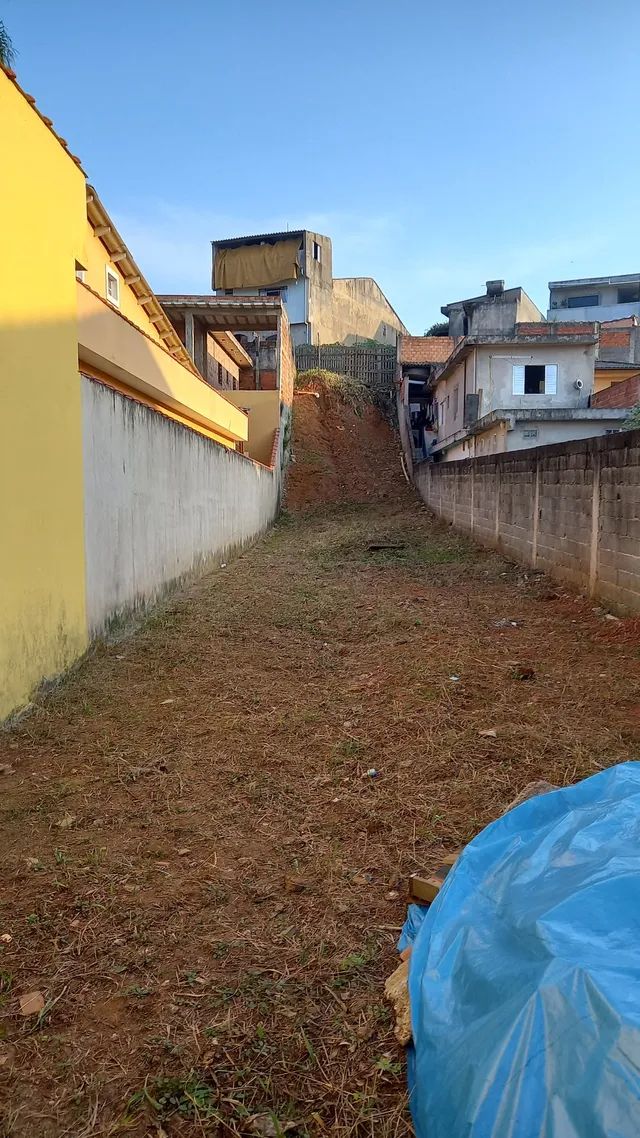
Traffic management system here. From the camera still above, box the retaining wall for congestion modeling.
[413,431,640,613]
[82,376,281,636]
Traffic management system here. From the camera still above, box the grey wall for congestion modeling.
[414,430,640,613]
[82,377,281,636]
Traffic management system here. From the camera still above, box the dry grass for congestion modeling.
[1,447,639,1135]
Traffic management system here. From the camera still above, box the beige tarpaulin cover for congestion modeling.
[214,239,301,290]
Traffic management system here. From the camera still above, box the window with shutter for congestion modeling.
[512,365,525,395]
[544,364,558,395]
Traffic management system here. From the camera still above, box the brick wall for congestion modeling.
[278,314,295,408]
[516,321,597,337]
[413,431,640,613]
[592,375,640,409]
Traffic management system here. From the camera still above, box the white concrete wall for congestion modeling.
[504,418,625,451]
[475,342,595,414]
[82,377,280,636]
[548,302,640,323]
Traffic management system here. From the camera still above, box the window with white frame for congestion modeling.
[512,363,557,396]
[105,266,120,307]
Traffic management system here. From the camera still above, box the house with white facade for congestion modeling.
[426,283,628,461]
[548,273,640,324]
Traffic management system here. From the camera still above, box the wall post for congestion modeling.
[531,457,540,567]
[589,453,601,597]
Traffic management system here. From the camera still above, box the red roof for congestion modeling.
[399,335,455,365]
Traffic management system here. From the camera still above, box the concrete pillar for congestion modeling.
[531,459,540,567]
[589,454,601,596]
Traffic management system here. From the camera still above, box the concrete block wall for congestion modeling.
[413,430,640,613]
[82,377,281,637]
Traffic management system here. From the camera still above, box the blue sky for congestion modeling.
[6,0,640,332]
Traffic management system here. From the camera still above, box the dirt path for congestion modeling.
[1,411,639,1136]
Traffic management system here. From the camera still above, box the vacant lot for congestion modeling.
[1,420,639,1135]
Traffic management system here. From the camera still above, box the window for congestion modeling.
[105,266,120,307]
[618,285,640,303]
[259,287,288,300]
[224,288,234,295]
[567,294,599,308]
[512,364,558,395]
[452,384,459,419]
[75,259,86,283]
[313,241,321,263]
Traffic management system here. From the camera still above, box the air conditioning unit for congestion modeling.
[574,379,584,390]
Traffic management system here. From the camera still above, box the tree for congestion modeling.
[424,321,449,337]
[0,18,15,67]
[625,405,640,429]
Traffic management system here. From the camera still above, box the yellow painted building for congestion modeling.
[0,65,256,720]
[0,66,90,719]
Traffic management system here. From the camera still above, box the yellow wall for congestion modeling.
[0,70,89,718]
[83,220,162,342]
[207,334,241,382]
[225,390,280,464]
[77,283,248,445]
[594,368,640,393]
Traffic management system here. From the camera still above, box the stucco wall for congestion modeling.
[414,430,640,613]
[310,277,406,347]
[225,390,280,465]
[82,377,281,637]
[475,342,596,415]
[0,69,89,719]
[77,282,247,445]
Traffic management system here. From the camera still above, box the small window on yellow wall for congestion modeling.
[105,266,120,307]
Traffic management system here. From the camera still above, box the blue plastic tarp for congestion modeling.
[404,762,640,1138]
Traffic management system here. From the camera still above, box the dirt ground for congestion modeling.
[1,397,639,1137]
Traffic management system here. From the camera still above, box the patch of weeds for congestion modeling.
[181,969,203,987]
[332,946,376,989]
[129,1072,218,1121]
[205,882,230,905]
[209,940,231,959]
[338,739,364,758]
[125,985,153,999]
[54,848,69,866]
[146,1035,183,1057]
[375,1055,402,1076]
[26,913,40,928]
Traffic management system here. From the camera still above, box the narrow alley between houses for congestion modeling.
[1,392,639,1137]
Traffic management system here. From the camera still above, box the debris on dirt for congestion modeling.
[19,990,45,1016]
[56,812,77,829]
[284,875,308,894]
[511,665,536,681]
[249,1113,298,1136]
[494,619,519,628]
[0,763,15,775]
[479,729,498,738]
[384,958,411,1046]
[449,675,460,682]
[0,933,12,944]
[364,767,380,778]
[368,542,406,552]
[505,781,558,812]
